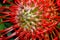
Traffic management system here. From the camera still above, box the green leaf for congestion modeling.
[0,3,2,7]
[4,22,13,28]
[2,3,11,7]
[0,19,5,30]
[7,32,14,40]
[0,24,5,30]
[8,0,13,2]
[57,23,60,28]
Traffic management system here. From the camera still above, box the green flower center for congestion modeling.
[18,5,40,30]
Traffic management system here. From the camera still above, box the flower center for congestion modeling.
[18,4,40,30]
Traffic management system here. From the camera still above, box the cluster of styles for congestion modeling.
[0,0,60,40]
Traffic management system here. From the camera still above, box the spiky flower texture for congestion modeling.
[0,0,60,40]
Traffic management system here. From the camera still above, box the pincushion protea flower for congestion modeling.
[0,0,60,40]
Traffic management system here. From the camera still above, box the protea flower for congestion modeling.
[0,0,60,40]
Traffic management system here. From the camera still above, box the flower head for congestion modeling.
[0,0,60,40]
